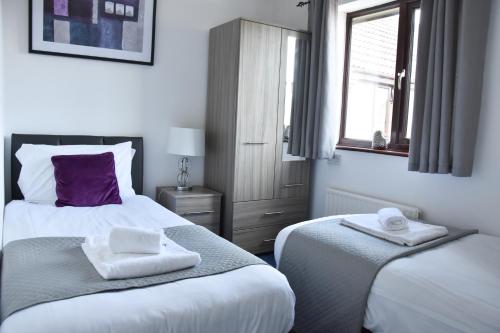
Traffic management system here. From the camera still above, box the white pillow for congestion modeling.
[16,142,136,204]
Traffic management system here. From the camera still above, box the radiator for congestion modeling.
[325,188,421,220]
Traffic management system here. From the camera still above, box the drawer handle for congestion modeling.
[263,239,276,243]
[182,211,215,216]
[283,184,305,188]
[243,142,268,145]
[264,211,284,216]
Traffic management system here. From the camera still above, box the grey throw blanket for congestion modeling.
[279,219,476,333]
[1,225,266,321]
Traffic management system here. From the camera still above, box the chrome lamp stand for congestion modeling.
[176,156,192,191]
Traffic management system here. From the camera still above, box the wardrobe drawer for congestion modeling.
[233,198,308,230]
[277,160,311,199]
[233,225,284,254]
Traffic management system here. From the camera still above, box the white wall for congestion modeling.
[311,0,500,236]
[1,0,307,200]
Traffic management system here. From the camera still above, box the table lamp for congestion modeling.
[167,127,205,191]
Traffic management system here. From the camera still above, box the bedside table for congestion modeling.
[156,186,222,235]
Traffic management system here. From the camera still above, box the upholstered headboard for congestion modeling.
[11,134,144,200]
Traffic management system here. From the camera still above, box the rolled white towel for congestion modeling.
[83,235,201,280]
[109,226,164,254]
[378,208,409,231]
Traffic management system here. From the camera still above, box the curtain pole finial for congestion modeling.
[297,1,311,8]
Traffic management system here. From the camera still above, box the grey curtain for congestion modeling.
[288,0,337,159]
[409,0,492,177]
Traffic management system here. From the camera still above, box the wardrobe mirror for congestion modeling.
[282,35,307,162]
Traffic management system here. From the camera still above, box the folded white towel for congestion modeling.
[378,208,409,231]
[341,214,448,247]
[109,226,164,254]
[82,235,201,280]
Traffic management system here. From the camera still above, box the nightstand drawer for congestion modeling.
[233,225,284,254]
[175,197,221,216]
[233,198,308,230]
[204,225,220,235]
[180,211,221,228]
[156,186,222,236]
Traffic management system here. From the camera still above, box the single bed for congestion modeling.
[275,216,500,333]
[0,135,295,333]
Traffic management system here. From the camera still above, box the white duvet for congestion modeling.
[275,216,500,333]
[1,196,295,333]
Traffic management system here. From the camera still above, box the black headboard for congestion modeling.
[11,134,144,200]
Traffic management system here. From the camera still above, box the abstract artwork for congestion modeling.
[30,0,157,65]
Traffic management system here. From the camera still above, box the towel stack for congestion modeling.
[341,208,449,247]
[82,226,201,280]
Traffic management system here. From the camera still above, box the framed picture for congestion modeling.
[29,0,157,65]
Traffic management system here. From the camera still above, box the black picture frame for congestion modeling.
[29,0,157,66]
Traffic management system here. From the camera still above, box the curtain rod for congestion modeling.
[297,1,311,7]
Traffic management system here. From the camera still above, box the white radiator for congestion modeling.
[325,188,421,220]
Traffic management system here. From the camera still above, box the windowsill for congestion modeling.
[336,145,409,157]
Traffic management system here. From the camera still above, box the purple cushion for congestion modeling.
[51,152,122,207]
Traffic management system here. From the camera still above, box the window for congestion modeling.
[338,0,421,155]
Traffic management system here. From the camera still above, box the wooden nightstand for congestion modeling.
[156,186,222,235]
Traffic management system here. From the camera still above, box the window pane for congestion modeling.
[405,8,421,139]
[345,9,399,142]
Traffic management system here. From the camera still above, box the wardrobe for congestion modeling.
[205,18,311,254]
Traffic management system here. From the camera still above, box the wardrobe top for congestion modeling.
[212,17,310,35]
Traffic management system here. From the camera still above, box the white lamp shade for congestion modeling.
[167,127,205,157]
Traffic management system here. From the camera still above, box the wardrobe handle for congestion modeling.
[263,239,276,243]
[264,211,284,216]
[283,184,305,188]
[243,142,268,145]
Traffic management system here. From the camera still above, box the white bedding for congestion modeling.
[1,196,295,333]
[275,216,500,333]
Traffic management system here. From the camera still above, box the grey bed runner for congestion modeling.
[1,225,266,321]
[279,218,476,333]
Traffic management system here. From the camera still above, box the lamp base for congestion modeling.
[176,157,192,192]
[176,186,193,191]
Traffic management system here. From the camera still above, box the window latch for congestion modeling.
[397,69,406,90]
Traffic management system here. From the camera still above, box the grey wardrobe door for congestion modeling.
[234,21,282,202]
